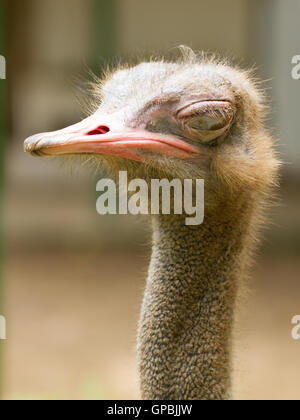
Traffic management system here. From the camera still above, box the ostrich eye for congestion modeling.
[188,114,227,131]
[177,100,234,142]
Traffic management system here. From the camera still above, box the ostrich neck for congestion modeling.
[138,201,252,400]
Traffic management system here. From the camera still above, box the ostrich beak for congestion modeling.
[24,112,198,162]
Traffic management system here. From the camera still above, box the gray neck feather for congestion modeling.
[137,207,251,400]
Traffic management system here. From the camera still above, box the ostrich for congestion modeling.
[24,50,279,400]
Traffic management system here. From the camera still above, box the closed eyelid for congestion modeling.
[176,100,234,119]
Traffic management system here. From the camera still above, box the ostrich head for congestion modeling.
[24,52,278,204]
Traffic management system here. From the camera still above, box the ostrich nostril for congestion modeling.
[87,126,110,136]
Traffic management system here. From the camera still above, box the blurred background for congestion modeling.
[0,0,300,400]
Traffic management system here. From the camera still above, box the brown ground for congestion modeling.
[3,251,300,400]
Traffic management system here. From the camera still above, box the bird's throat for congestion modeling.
[137,206,252,400]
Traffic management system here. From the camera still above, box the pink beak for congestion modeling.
[24,111,199,162]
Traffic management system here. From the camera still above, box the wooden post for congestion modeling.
[89,0,118,189]
[247,0,300,173]
[92,0,118,72]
